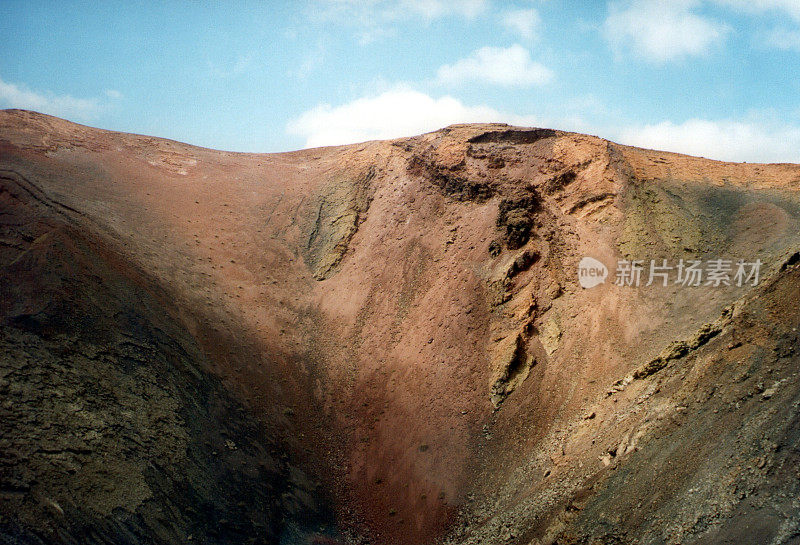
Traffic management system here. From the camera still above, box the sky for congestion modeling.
[2,1,800,162]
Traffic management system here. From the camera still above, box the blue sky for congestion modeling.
[2,1,800,162]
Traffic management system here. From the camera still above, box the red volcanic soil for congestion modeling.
[2,109,800,545]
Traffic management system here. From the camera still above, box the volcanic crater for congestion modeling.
[2,109,800,545]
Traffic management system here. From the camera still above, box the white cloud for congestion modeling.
[501,8,541,40]
[604,0,730,63]
[617,118,800,163]
[286,87,540,148]
[105,89,123,99]
[436,44,553,87]
[0,77,103,120]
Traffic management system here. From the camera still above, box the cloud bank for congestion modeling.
[618,118,800,163]
[436,45,553,87]
[604,0,730,62]
[287,87,538,148]
[0,77,115,121]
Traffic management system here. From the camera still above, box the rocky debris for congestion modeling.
[302,166,376,280]
[633,307,733,380]
[567,190,616,215]
[407,154,493,202]
[507,248,540,278]
[543,169,577,194]
[632,250,800,384]
[466,127,557,145]
[780,251,800,270]
[450,259,800,545]
[760,379,785,400]
[617,182,707,260]
[606,375,633,397]
[490,327,536,408]
[488,240,502,257]
[496,193,540,250]
[487,249,540,307]
[556,269,800,545]
[539,317,562,356]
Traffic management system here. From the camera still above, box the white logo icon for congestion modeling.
[578,257,608,289]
